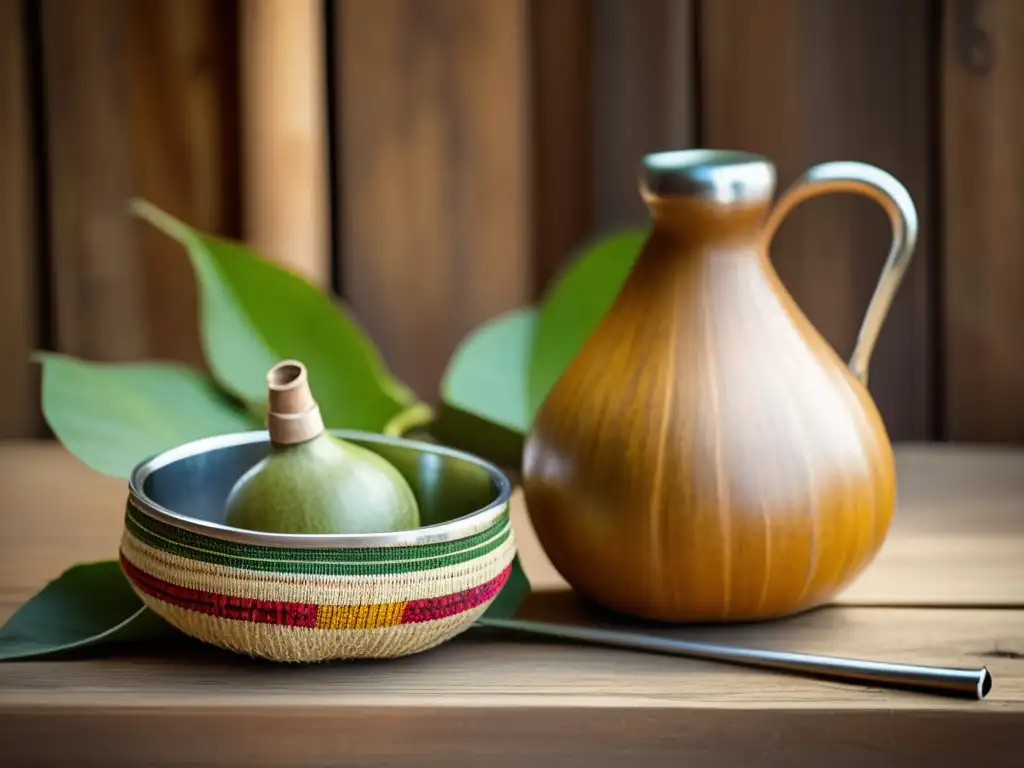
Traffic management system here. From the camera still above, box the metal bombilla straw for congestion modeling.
[476,617,993,701]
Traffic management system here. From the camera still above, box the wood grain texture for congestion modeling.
[592,0,695,230]
[530,0,594,294]
[40,0,238,368]
[40,0,150,361]
[241,0,329,288]
[942,0,1024,442]
[0,705,1022,767]
[523,189,898,623]
[0,0,41,438]
[125,0,240,369]
[0,441,1022,764]
[337,0,532,399]
[699,0,935,441]
[1,605,1022,708]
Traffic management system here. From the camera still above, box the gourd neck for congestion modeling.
[640,148,776,249]
[646,197,770,248]
[265,360,325,447]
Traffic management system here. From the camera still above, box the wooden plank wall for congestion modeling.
[0,0,1021,445]
[124,0,241,370]
[241,0,329,289]
[40,0,151,364]
[942,0,1024,442]
[591,0,695,231]
[529,0,593,295]
[0,0,40,438]
[336,0,532,399]
[700,0,936,442]
[38,0,239,373]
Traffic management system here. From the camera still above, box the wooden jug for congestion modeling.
[522,149,918,623]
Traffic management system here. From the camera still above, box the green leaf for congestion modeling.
[36,352,260,479]
[482,555,531,620]
[131,199,418,432]
[527,229,649,416]
[0,562,175,660]
[432,307,537,470]
[441,307,537,434]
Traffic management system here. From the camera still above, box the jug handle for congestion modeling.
[760,162,918,386]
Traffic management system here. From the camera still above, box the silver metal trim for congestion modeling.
[127,429,513,550]
[477,618,993,700]
[640,149,777,205]
[761,160,918,386]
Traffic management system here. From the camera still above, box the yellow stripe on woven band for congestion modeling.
[315,601,408,630]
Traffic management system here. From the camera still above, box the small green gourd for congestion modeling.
[223,360,421,535]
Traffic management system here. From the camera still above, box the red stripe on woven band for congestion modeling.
[120,550,512,630]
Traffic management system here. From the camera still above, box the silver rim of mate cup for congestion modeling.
[127,429,513,549]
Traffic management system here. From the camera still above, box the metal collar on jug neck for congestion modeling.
[640,149,777,206]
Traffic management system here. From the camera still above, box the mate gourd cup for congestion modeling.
[120,430,515,662]
[523,149,918,625]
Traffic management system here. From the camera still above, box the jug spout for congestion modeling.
[640,149,777,237]
[641,149,777,204]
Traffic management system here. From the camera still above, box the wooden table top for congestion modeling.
[1,440,1023,766]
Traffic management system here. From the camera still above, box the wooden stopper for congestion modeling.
[266,360,324,445]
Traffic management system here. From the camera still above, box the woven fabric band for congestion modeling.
[119,499,516,661]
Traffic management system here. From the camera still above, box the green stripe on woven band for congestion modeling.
[124,501,512,576]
